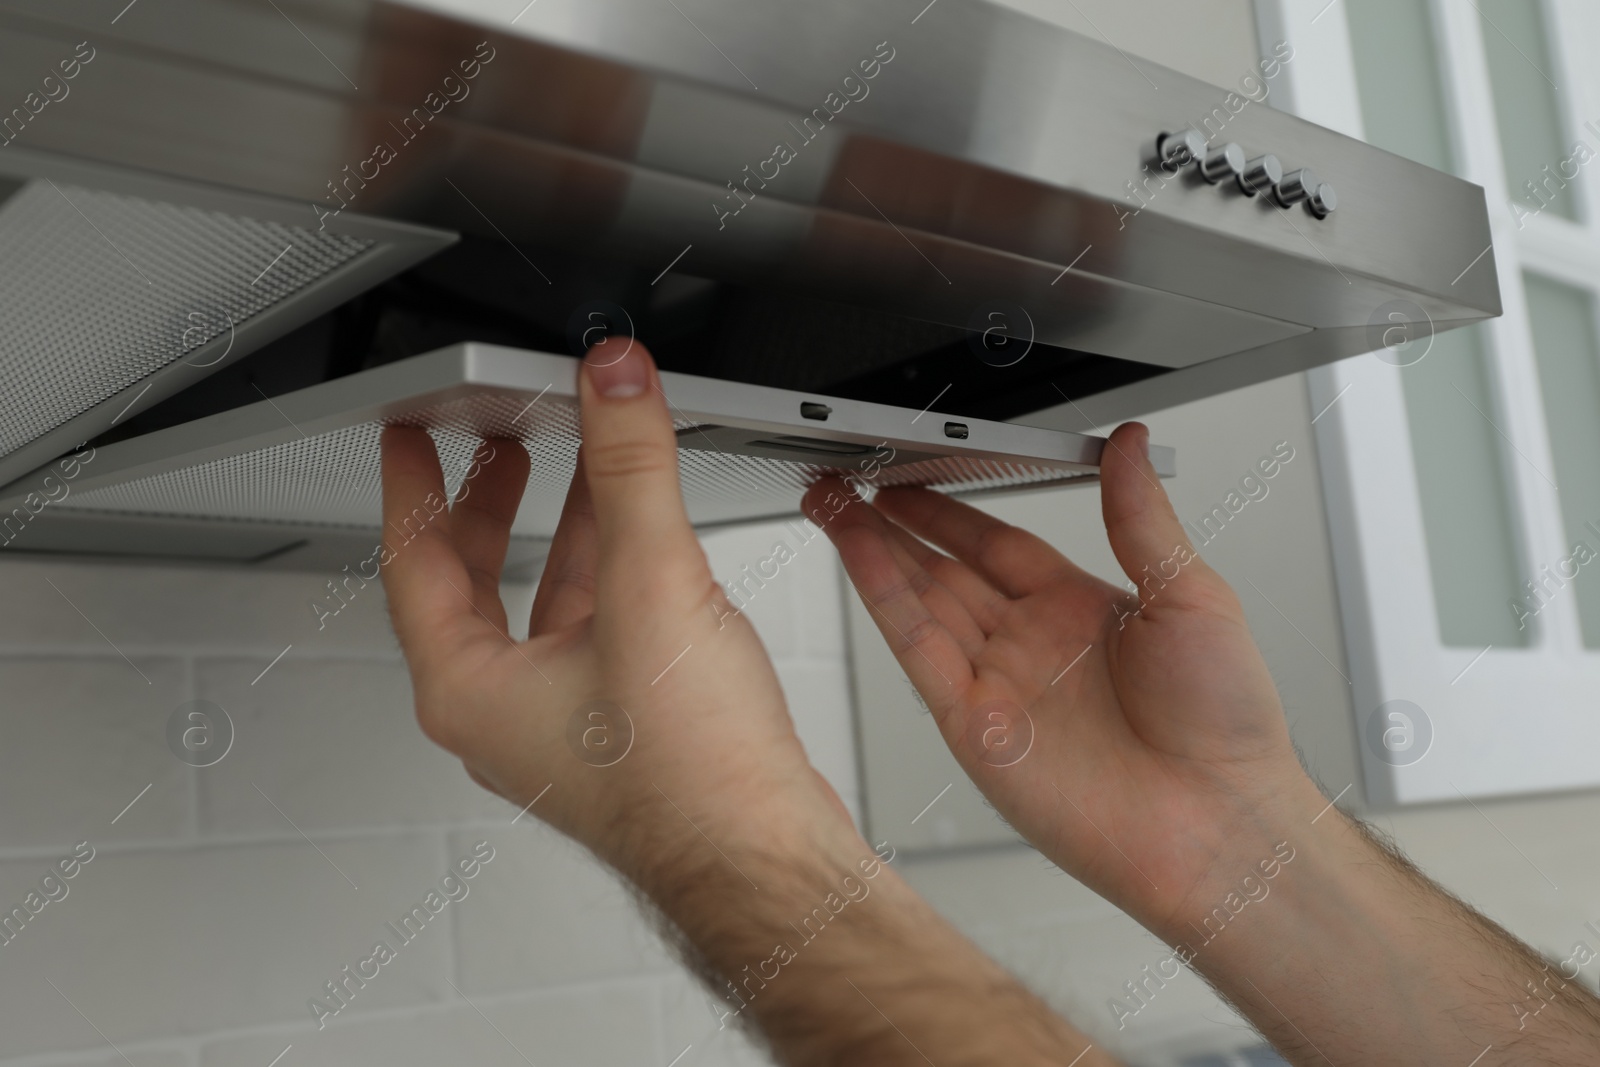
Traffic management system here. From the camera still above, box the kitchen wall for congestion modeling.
[0,526,849,1067]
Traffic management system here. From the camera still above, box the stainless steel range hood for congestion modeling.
[0,0,1500,566]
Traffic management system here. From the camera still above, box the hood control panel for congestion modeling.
[1157,130,1337,218]
[1156,129,1207,171]
[1199,142,1245,184]
[1239,152,1283,197]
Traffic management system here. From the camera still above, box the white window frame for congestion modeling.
[1260,0,1600,805]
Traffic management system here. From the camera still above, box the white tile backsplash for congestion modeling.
[0,658,189,847]
[20,1053,192,1067]
[0,518,855,1066]
[0,1,1322,1062]
[0,559,402,655]
[449,826,677,995]
[198,984,657,1067]
[0,836,450,1055]
[193,659,503,835]
[5,502,1600,1067]
[10,0,1599,1061]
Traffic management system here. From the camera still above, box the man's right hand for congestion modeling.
[808,424,1600,1065]
[803,421,1320,934]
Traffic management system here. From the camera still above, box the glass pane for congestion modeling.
[1524,273,1600,648]
[1347,0,1530,647]
[1479,0,1579,222]
[1345,0,1456,173]
[1399,326,1530,647]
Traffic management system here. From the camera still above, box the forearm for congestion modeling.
[1150,777,1600,1065]
[621,805,1118,1067]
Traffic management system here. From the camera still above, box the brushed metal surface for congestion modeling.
[0,0,1500,376]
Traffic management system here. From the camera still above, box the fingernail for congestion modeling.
[587,350,648,398]
[1137,425,1151,460]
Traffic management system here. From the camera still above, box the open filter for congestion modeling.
[0,344,1175,569]
[0,148,457,491]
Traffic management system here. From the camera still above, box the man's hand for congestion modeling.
[379,344,845,886]
[810,425,1600,1066]
[379,346,1120,1066]
[804,423,1317,930]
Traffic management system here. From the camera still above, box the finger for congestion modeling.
[803,479,973,715]
[528,452,601,636]
[379,426,479,672]
[877,518,1010,637]
[861,508,987,658]
[851,506,990,657]
[1098,422,1209,606]
[449,437,531,632]
[873,485,1090,598]
[577,343,708,604]
[804,478,983,639]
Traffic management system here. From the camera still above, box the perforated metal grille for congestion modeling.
[0,180,372,456]
[61,390,1094,536]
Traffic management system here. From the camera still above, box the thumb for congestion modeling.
[577,344,704,598]
[1099,422,1202,599]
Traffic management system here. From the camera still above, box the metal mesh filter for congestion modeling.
[60,390,1095,537]
[0,180,372,456]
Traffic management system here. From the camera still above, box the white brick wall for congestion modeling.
[0,494,1257,1067]
[6,504,1600,1067]
[0,520,848,1067]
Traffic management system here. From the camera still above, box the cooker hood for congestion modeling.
[0,0,1500,567]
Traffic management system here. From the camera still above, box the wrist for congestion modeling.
[606,778,872,909]
[1140,765,1331,945]
[1132,780,1600,1061]
[1152,786,1386,981]
[619,799,900,1017]
[597,777,1113,1066]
